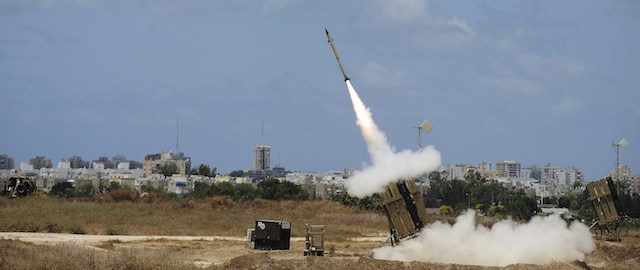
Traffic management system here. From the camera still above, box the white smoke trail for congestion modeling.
[342,80,594,266]
[344,80,441,198]
[345,80,393,164]
[373,210,596,266]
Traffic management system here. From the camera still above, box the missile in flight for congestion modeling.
[325,29,350,81]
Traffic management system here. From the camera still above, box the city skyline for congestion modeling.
[1,1,638,181]
[0,151,610,178]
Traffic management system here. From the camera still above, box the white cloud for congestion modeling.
[448,16,475,36]
[478,76,545,95]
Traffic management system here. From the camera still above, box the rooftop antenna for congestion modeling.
[412,119,433,194]
[412,119,433,148]
[176,122,180,154]
[613,138,629,182]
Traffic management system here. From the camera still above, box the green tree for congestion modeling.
[234,183,257,201]
[257,177,308,201]
[74,183,94,197]
[213,182,236,197]
[192,182,212,198]
[159,163,178,177]
[257,177,281,200]
[423,170,538,220]
[229,170,246,178]
[108,181,122,191]
[558,195,572,208]
[504,190,539,221]
[49,182,74,197]
[191,164,217,177]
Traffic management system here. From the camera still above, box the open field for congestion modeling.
[0,197,639,269]
[0,196,388,239]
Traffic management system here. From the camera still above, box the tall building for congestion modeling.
[478,162,492,172]
[67,156,89,169]
[29,156,52,169]
[253,143,271,171]
[496,161,521,178]
[57,160,71,169]
[0,154,15,170]
[143,151,190,177]
[93,156,114,169]
[631,175,639,197]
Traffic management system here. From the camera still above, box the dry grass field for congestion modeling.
[0,196,387,239]
[0,196,639,269]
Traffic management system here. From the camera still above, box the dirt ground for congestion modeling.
[0,232,638,269]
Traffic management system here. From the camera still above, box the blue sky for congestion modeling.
[1,0,638,180]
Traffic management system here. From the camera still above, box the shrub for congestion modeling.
[438,205,453,215]
[68,223,86,234]
[104,227,125,235]
[13,222,40,232]
[46,223,62,233]
[204,196,234,208]
[175,198,197,209]
[109,189,138,202]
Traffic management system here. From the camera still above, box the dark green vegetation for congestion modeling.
[190,164,217,177]
[330,171,640,222]
[191,177,308,201]
[424,171,540,220]
[48,176,308,202]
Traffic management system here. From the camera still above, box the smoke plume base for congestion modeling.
[373,210,596,266]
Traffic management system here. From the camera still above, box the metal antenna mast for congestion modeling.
[613,138,629,181]
[412,119,433,148]
[176,122,180,154]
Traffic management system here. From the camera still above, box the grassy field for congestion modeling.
[0,196,388,239]
[0,239,201,270]
[1,196,639,269]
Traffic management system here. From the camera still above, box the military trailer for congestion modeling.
[587,177,623,241]
[304,224,325,256]
[382,179,429,245]
[252,219,291,250]
[3,175,37,198]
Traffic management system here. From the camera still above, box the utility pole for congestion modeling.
[176,122,180,154]
[613,138,629,182]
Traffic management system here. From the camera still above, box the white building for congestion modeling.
[57,161,71,169]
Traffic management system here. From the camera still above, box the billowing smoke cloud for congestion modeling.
[342,80,594,266]
[344,80,441,198]
[374,210,596,266]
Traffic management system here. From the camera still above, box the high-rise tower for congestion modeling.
[253,143,271,171]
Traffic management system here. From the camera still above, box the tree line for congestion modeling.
[47,176,309,202]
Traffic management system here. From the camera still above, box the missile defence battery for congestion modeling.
[587,177,623,241]
[382,179,429,245]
